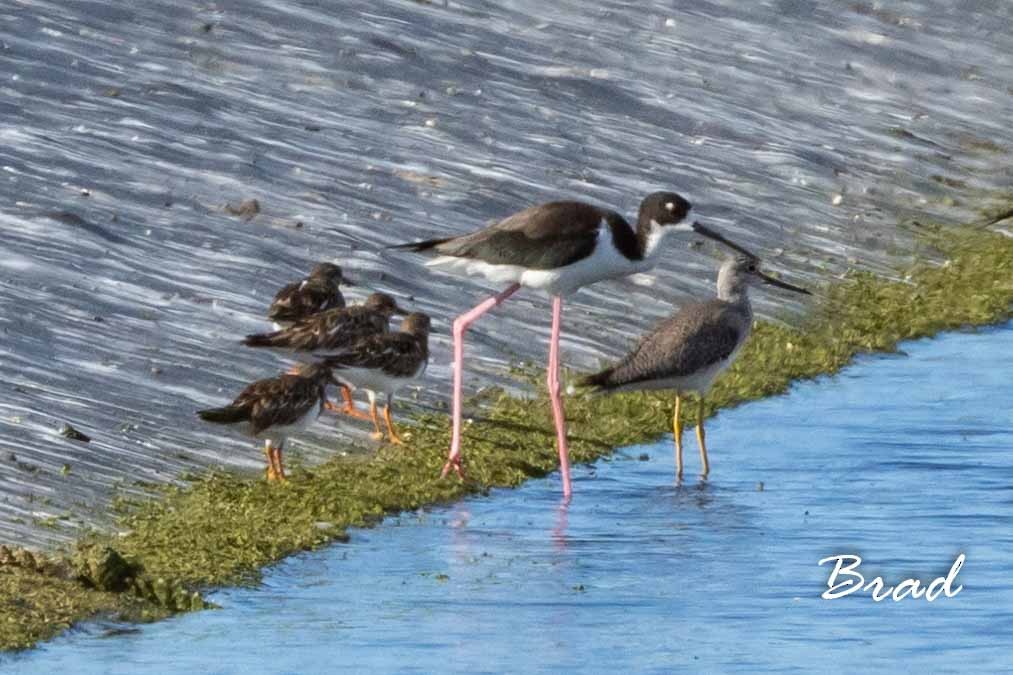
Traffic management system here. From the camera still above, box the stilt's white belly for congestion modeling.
[426,222,670,297]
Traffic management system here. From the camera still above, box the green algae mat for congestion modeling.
[2,220,1011,651]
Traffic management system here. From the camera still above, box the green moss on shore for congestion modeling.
[2,223,1011,651]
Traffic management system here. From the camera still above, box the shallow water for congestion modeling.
[8,322,1011,672]
[3,1,1012,545]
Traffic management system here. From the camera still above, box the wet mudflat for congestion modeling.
[8,322,1011,672]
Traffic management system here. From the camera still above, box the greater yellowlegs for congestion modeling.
[197,362,338,481]
[268,262,354,330]
[324,312,430,444]
[243,292,403,419]
[581,246,810,479]
[392,192,695,497]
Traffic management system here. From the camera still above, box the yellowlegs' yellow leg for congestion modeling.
[696,397,709,478]
[673,395,685,480]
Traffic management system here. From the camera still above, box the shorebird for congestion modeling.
[243,292,403,419]
[197,362,338,481]
[268,262,352,330]
[580,245,810,479]
[325,312,430,444]
[392,191,699,496]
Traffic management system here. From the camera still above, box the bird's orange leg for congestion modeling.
[368,397,384,441]
[263,441,277,481]
[383,403,404,445]
[272,443,288,482]
[325,385,372,420]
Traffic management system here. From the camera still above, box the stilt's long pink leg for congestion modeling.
[547,296,572,498]
[442,282,521,479]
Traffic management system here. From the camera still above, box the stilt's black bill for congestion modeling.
[758,271,811,295]
[691,222,759,260]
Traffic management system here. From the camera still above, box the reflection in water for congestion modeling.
[8,323,1013,672]
[552,498,569,551]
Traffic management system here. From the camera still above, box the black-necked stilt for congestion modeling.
[268,262,354,330]
[197,362,339,481]
[325,312,430,444]
[243,292,404,420]
[392,191,696,497]
[581,248,810,479]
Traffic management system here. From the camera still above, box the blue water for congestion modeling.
[7,324,1013,672]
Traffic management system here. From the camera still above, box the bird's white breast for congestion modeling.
[427,221,673,297]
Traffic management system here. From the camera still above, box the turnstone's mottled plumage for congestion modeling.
[243,292,403,420]
[245,292,400,354]
[325,312,430,445]
[197,362,338,481]
[582,251,810,479]
[267,262,352,330]
[390,191,697,495]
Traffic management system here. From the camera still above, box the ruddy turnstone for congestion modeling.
[391,192,702,496]
[197,362,338,481]
[243,292,403,419]
[267,262,352,330]
[581,247,810,480]
[324,312,430,445]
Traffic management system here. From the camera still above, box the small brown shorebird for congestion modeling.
[392,192,700,498]
[325,312,430,444]
[197,362,339,481]
[581,242,810,480]
[243,292,403,420]
[268,262,353,330]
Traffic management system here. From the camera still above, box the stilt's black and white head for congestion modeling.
[363,292,405,316]
[637,192,693,230]
[718,255,811,301]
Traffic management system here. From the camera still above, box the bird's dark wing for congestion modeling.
[589,301,744,389]
[326,333,424,377]
[267,278,344,323]
[430,201,613,270]
[246,306,387,351]
[244,375,321,434]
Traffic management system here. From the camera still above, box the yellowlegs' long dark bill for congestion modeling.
[391,192,698,498]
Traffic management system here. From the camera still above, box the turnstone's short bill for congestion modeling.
[268,262,353,330]
[391,192,697,497]
[581,244,810,480]
[197,362,339,481]
[244,292,403,420]
[324,312,430,445]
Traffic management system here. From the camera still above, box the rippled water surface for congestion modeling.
[7,323,1012,672]
[3,0,1012,544]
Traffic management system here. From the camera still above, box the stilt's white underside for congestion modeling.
[426,220,685,296]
